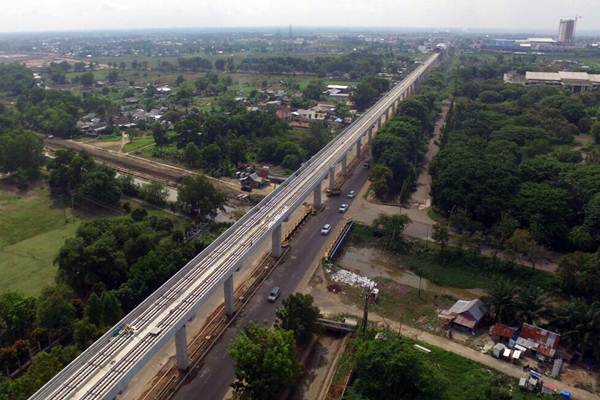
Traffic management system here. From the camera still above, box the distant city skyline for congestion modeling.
[1,0,599,35]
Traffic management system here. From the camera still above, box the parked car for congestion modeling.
[347,190,356,198]
[267,287,281,303]
[321,224,332,235]
[339,203,349,213]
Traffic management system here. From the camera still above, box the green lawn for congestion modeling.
[405,337,541,400]
[123,135,155,153]
[400,250,558,291]
[0,186,83,295]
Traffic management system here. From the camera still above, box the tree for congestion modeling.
[584,193,600,240]
[485,279,516,324]
[215,59,226,71]
[276,293,320,345]
[515,286,547,325]
[370,164,393,199]
[152,124,169,146]
[351,333,446,400]
[183,143,202,167]
[592,121,600,144]
[76,168,122,206]
[229,324,301,400]
[302,80,325,101]
[73,319,101,350]
[83,292,103,326]
[0,130,45,185]
[106,70,119,84]
[177,175,225,220]
[35,286,76,338]
[138,181,168,206]
[100,291,122,326]
[372,214,411,253]
[553,299,600,359]
[80,72,95,87]
[432,223,449,255]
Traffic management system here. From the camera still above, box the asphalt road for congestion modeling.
[172,162,371,400]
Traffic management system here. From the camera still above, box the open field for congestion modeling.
[0,182,184,296]
[0,184,83,295]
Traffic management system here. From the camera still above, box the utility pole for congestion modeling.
[362,287,370,335]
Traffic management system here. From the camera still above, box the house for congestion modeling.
[275,106,291,121]
[239,172,267,189]
[325,85,352,102]
[156,85,172,95]
[438,299,487,333]
[490,323,517,343]
[294,108,326,121]
[512,323,560,359]
[124,97,139,105]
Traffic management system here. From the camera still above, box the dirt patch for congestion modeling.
[561,366,598,394]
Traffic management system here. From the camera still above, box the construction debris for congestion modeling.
[328,268,376,290]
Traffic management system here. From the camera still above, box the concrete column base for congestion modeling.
[224,274,234,317]
[272,224,282,258]
[175,325,189,370]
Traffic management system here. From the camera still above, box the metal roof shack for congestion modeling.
[490,323,517,340]
[513,323,561,359]
[520,323,560,349]
[439,299,487,332]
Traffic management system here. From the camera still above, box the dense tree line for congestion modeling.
[48,149,122,207]
[156,105,330,175]
[431,55,600,252]
[369,67,448,202]
[0,208,222,399]
[237,51,384,79]
[0,129,44,186]
[426,54,600,362]
[352,76,390,111]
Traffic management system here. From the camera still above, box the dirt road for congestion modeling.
[315,303,599,400]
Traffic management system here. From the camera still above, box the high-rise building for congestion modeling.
[558,18,577,43]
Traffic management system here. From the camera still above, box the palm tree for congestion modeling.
[515,286,547,325]
[553,299,600,358]
[485,279,516,324]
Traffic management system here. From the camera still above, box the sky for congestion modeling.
[1,0,599,34]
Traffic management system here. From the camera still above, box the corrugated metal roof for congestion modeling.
[526,71,560,81]
[558,71,591,81]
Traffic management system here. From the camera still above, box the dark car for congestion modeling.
[267,287,281,302]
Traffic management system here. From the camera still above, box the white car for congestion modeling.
[339,203,349,213]
[321,224,332,235]
[347,190,356,198]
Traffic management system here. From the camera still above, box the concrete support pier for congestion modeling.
[313,184,322,209]
[175,325,189,370]
[224,274,234,317]
[328,166,335,190]
[272,224,282,258]
[341,154,347,176]
[356,138,361,160]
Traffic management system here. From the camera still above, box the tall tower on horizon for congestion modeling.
[558,18,577,43]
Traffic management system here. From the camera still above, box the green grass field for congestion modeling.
[406,337,541,400]
[0,185,83,295]
[338,333,541,400]
[400,250,557,291]
[123,135,155,153]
